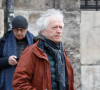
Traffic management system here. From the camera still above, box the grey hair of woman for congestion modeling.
[36,9,64,33]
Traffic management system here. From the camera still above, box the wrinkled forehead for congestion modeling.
[48,16,64,26]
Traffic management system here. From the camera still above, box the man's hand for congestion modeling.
[8,55,17,65]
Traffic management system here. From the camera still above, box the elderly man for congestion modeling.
[0,15,33,90]
[13,9,75,90]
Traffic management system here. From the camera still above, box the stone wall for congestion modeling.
[63,11,80,90]
[0,9,4,38]
[0,0,4,38]
[80,11,100,90]
[14,0,80,11]
[0,0,2,8]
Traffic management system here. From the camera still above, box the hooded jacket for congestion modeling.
[13,40,75,90]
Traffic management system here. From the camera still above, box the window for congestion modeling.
[81,0,100,11]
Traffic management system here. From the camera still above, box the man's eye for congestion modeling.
[59,26,62,29]
[53,27,57,29]
[54,27,57,28]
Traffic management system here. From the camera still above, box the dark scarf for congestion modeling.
[34,34,67,90]
[1,31,33,90]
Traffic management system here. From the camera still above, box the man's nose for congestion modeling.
[17,30,21,34]
[57,27,61,33]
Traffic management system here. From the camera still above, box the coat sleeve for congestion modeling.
[12,46,37,90]
[64,52,75,90]
[70,64,75,90]
[0,37,10,69]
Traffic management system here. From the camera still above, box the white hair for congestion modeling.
[36,8,64,33]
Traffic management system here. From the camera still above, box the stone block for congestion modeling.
[62,11,80,90]
[60,0,80,11]
[14,0,80,11]
[14,0,53,10]
[81,66,100,90]
[80,11,100,65]
[0,9,4,38]
[0,0,2,8]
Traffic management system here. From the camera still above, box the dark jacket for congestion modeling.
[0,31,34,90]
[13,40,75,90]
[0,31,11,90]
[0,31,11,69]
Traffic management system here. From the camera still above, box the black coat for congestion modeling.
[0,31,11,70]
[0,31,11,89]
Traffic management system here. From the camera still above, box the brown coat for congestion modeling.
[13,41,75,90]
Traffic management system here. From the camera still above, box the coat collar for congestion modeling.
[31,40,49,62]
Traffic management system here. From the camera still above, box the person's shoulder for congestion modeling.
[27,30,34,36]
[4,31,12,37]
[0,31,12,51]
[0,31,12,41]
